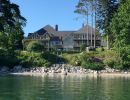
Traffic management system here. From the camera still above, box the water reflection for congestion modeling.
[0,75,130,100]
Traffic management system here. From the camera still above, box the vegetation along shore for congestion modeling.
[1,0,130,76]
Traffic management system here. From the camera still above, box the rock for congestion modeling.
[13,65,22,72]
[124,72,128,74]
[0,66,9,72]
[94,71,97,74]
[61,69,67,75]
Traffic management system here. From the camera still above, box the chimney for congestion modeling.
[55,25,58,31]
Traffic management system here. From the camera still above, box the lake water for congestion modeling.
[0,74,130,100]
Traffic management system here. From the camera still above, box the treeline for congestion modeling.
[0,0,25,67]
[75,0,130,69]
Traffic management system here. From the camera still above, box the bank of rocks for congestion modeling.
[0,64,130,75]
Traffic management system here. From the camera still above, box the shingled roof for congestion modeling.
[34,25,56,36]
[28,24,98,39]
[54,31,75,38]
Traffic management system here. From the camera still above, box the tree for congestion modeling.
[0,0,26,31]
[74,0,90,46]
[26,41,44,52]
[0,0,26,50]
[74,0,98,48]
[96,0,120,48]
[110,0,130,68]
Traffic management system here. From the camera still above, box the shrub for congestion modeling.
[70,55,81,66]
[103,58,115,68]
[102,50,124,69]
[96,47,105,52]
[62,53,81,65]
[0,48,19,67]
[78,51,104,70]
[81,56,104,70]
[26,41,44,52]
[42,52,61,64]
[17,51,51,67]
[80,44,87,51]
[83,62,104,70]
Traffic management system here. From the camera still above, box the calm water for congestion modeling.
[0,75,130,100]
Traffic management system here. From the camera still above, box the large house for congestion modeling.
[26,25,101,51]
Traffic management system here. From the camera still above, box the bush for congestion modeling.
[80,52,104,70]
[17,51,51,67]
[80,44,87,51]
[96,47,105,52]
[0,48,19,67]
[62,53,81,66]
[26,41,44,52]
[102,50,124,69]
[83,62,104,70]
[42,52,63,64]
[103,58,115,68]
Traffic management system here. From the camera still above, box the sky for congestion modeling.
[10,0,85,36]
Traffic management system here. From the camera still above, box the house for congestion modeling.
[26,24,101,51]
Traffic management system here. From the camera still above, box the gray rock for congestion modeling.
[0,66,9,72]
[13,65,22,72]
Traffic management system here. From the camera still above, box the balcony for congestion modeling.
[73,44,81,47]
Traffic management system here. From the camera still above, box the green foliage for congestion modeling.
[110,0,130,69]
[0,48,19,67]
[42,52,62,64]
[17,51,51,67]
[83,62,104,71]
[110,0,130,47]
[80,52,104,70]
[62,50,130,70]
[26,41,44,52]
[0,49,61,68]
[0,0,26,51]
[96,47,104,52]
[0,0,26,31]
[62,53,81,66]
[97,0,119,33]
[0,32,8,49]
[80,44,87,52]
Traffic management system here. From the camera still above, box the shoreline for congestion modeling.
[8,72,130,78]
[1,64,130,77]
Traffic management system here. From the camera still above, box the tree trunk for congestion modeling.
[94,0,97,48]
[91,1,93,47]
[107,35,109,49]
[87,6,89,47]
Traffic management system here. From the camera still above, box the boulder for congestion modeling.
[13,65,22,72]
[0,66,9,72]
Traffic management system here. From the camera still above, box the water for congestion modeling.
[0,75,130,100]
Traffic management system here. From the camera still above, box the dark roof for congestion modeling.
[43,25,56,34]
[28,24,99,39]
[54,31,75,38]
[34,25,56,36]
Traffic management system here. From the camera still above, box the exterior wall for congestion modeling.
[50,40,63,49]
[62,33,74,51]
[73,33,101,49]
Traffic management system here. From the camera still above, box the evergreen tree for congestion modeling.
[0,0,26,50]
[110,0,130,68]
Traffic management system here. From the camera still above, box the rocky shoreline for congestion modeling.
[0,64,130,75]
